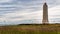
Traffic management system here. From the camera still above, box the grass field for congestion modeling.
[0,24,60,34]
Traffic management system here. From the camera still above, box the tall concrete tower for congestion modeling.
[42,1,49,24]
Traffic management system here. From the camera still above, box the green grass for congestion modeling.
[0,24,60,34]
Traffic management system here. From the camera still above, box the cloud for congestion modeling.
[0,0,12,3]
[0,0,60,25]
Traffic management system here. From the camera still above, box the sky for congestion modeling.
[0,0,60,25]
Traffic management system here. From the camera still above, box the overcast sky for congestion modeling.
[0,0,60,25]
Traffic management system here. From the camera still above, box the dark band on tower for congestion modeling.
[42,2,49,24]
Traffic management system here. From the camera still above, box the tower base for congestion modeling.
[42,20,49,24]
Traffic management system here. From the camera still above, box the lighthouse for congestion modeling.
[42,0,49,24]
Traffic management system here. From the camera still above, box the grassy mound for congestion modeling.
[0,24,60,34]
